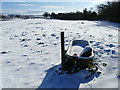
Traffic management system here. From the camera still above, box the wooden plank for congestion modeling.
[61,32,65,70]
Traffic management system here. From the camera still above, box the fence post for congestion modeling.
[61,32,65,70]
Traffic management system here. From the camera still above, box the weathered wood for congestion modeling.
[61,32,65,69]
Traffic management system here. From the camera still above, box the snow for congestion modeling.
[0,19,119,88]
[71,46,84,56]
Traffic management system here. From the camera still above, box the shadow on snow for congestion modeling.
[37,65,100,89]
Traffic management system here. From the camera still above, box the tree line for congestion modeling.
[43,0,120,23]
[43,8,97,20]
[0,14,30,20]
[0,14,44,21]
[97,0,120,23]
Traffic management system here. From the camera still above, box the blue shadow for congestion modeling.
[36,65,100,89]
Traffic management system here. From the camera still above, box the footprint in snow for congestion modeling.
[10,35,18,40]
[16,67,22,71]
[102,62,107,67]
[19,38,31,42]
[21,43,29,47]
[81,22,84,24]
[41,28,44,30]
[38,42,44,45]
[29,62,35,65]
[56,37,59,39]
[39,63,44,65]
[51,34,56,37]
[21,32,27,36]
[1,51,10,54]
[93,42,101,46]
[89,35,92,37]
[6,60,12,64]
[1,51,8,54]
[111,50,116,54]
[108,34,113,37]
[25,83,29,85]
[19,39,26,42]
[36,38,41,40]
[106,44,115,48]
[65,44,68,46]
[34,33,39,36]
[96,46,103,49]
[116,74,120,79]
[111,55,118,58]
[90,41,94,43]
[43,34,46,37]
[76,33,80,34]
[54,43,57,45]
[36,27,41,29]
[22,54,28,57]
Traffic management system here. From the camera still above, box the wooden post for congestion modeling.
[61,32,65,70]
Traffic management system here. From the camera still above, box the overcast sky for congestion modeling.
[1,0,112,15]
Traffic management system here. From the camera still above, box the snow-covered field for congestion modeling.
[0,19,119,88]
